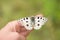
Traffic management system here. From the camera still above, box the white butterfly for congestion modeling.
[19,16,47,30]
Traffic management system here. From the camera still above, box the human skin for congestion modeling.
[0,14,43,40]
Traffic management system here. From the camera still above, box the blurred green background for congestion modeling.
[0,0,60,40]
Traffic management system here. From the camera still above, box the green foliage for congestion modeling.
[0,0,60,40]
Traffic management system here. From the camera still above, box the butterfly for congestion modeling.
[19,16,47,30]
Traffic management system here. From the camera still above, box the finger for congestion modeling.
[8,32,20,40]
[35,14,43,17]
[20,29,33,37]
[24,29,33,37]
[19,26,27,32]
[0,20,21,32]
[9,32,26,40]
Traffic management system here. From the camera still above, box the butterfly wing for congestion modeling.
[34,16,47,30]
[19,17,33,30]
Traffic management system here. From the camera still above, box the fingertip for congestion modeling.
[35,14,43,17]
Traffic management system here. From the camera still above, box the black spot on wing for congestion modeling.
[21,20,23,21]
[26,17,28,20]
[26,21,28,23]
[26,24,29,26]
[37,24,40,26]
[23,18,25,20]
[40,17,42,19]
[23,17,28,20]
[37,17,39,19]
[38,20,40,22]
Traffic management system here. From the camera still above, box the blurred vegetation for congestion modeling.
[0,0,60,40]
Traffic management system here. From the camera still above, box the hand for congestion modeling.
[0,14,43,40]
[0,20,32,40]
